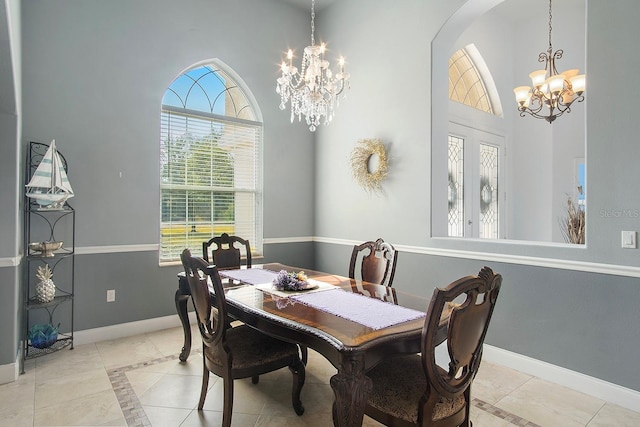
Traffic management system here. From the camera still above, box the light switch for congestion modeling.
[621,231,637,249]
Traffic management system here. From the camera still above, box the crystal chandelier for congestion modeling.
[276,0,350,132]
[513,0,585,124]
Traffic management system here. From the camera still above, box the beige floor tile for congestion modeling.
[304,350,338,385]
[0,367,35,426]
[125,370,164,398]
[168,357,203,375]
[35,367,112,409]
[470,406,523,427]
[472,360,533,404]
[138,372,207,409]
[132,357,201,376]
[34,388,124,426]
[201,377,268,414]
[0,400,35,427]
[181,409,258,427]
[96,334,164,369]
[257,379,319,419]
[145,326,190,358]
[142,405,191,426]
[255,412,330,426]
[34,343,103,382]
[293,383,335,417]
[362,415,385,426]
[587,402,640,427]
[256,365,304,385]
[496,377,606,427]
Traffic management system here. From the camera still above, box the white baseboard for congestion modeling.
[482,344,640,412]
[0,355,19,385]
[73,312,196,346]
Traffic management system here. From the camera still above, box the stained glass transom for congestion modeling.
[449,48,494,115]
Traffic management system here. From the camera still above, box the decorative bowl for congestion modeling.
[28,323,59,349]
[29,241,63,257]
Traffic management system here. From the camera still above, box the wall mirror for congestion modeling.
[431,0,586,245]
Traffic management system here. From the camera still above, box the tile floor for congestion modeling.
[2,325,639,426]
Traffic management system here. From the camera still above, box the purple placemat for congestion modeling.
[219,268,278,285]
[291,289,425,330]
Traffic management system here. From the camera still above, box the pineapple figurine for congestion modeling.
[35,264,56,303]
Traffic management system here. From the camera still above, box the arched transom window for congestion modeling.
[448,45,501,116]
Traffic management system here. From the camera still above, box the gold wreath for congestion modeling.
[350,139,388,192]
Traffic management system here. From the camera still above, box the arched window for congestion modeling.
[448,44,502,117]
[159,60,262,262]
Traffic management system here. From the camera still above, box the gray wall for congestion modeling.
[313,0,640,393]
[0,0,21,366]
[0,0,318,372]
[2,0,640,396]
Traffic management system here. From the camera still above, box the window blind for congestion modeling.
[160,107,262,262]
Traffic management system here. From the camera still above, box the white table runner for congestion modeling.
[219,268,278,285]
[291,289,426,330]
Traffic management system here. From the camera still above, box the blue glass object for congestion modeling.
[28,324,59,349]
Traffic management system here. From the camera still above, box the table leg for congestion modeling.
[174,283,192,362]
[330,355,372,427]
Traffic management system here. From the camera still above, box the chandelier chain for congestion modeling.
[547,0,553,51]
[311,0,315,46]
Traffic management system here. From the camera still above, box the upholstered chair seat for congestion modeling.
[367,355,466,424]
[204,324,302,373]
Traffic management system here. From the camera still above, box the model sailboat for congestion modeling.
[26,139,74,209]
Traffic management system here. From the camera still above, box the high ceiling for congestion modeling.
[279,0,585,24]
[278,0,338,13]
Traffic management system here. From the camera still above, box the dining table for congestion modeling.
[174,263,448,427]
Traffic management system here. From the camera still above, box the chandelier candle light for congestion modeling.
[513,0,585,123]
[276,0,350,131]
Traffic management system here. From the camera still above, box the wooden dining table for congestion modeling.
[175,263,446,427]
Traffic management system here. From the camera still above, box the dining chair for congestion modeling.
[302,237,400,364]
[181,249,305,426]
[202,232,252,270]
[364,266,502,427]
[349,238,398,287]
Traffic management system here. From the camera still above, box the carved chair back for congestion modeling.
[348,238,398,287]
[181,249,227,355]
[420,266,502,425]
[202,233,252,270]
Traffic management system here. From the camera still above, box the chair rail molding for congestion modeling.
[15,239,639,278]
[314,236,640,278]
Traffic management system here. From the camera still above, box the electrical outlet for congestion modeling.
[107,289,116,302]
[622,231,637,249]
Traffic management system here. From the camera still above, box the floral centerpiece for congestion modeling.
[272,270,309,291]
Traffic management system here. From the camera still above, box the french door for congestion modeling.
[448,123,505,239]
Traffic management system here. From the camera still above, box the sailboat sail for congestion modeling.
[26,140,74,208]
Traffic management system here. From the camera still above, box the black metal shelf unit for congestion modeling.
[21,141,75,373]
